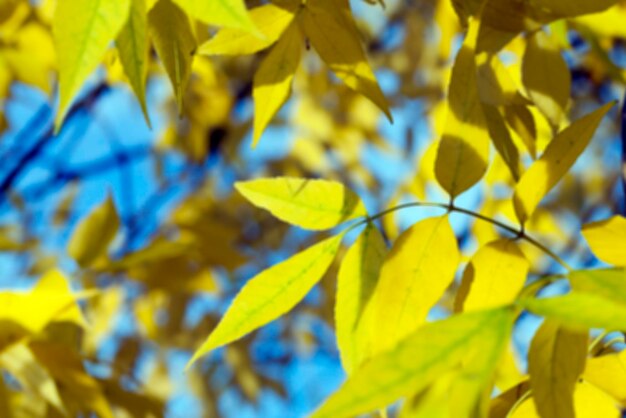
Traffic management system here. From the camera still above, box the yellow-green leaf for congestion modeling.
[148,0,196,114]
[198,2,298,56]
[335,224,387,374]
[520,292,626,331]
[582,215,626,266]
[457,239,529,312]
[117,0,150,126]
[173,0,256,32]
[67,194,119,268]
[369,216,459,354]
[298,0,392,121]
[435,18,490,198]
[569,268,626,305]
[53,0,131,130]
[522,30,570,129]
[235,177,367,230]
[252,22,302,145]
[482,104,521,181]
[513,102,614,224]
[528,320,587,418]
[188,234,343,366]
[311,308,514,418]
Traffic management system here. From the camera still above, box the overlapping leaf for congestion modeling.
[235,177,367,230]
[311,308,514,418]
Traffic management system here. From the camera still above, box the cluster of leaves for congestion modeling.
[2,0,626,417]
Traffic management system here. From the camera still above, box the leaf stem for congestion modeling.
[357,200,572,271]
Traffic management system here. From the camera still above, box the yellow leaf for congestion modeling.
[298,0,392,121]
[538,0,620,18]
[435,18,490,198]
[335,224,387,374]
[457,239,528,312]
[148,0,196,113]
[188,234,343,366]
[311,308,514,418]
[482,104,521,181]
[369,216,459,354]
[520,292,626,331]
[510,381,620,418]
[67,194,119,268]
[235,177,367,230]
[522,30,570,129]
[173,0,256,32]
[53,0,131,130]
[584,350,626,404]
[0,344,65,414]
[528,320,587,418]
[0,270,86,352]
[513,102,614,224]
[198,2,298,56]
[252,22,302,145]
[30,342,114,418]
[116,0,150,126]
[582,215,626,266]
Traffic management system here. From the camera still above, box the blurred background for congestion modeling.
[1,0,625,416]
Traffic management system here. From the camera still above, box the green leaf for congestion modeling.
[173,0,257,32]
[513,102,614,224]
[67,194,119,268]
[116,0,150,126]
[187,234,343,366]
[198,2,297,56]
[528,320,587,418]
[582,215,626,266]
[311,308,514,418]
[368,216,459,354]
[53,0,131,130]
[520,292,626,331]
[252,22,302,145]
[148,0,196,114]
[235,177,367,230]
[335,224,387,374]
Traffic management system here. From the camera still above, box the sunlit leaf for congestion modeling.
[584,350,626,404]
[513,102,614,224]
[311,308,514,418]
[53,0,131,130]
[582,215,626,266]
[188,234,343,366]
[569,268,626,304]
[298,0,392,121]
[456,239,528,312]
[368,216,459,354]
[527,320,587,418]
[435,17,490,198]
[198,2,298,56]
[174,0,256,32]
[520,292,626,331]
[252,22,302,145]
[116,0,150,125]
[235,177,367,230]
[335,224,386,374]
